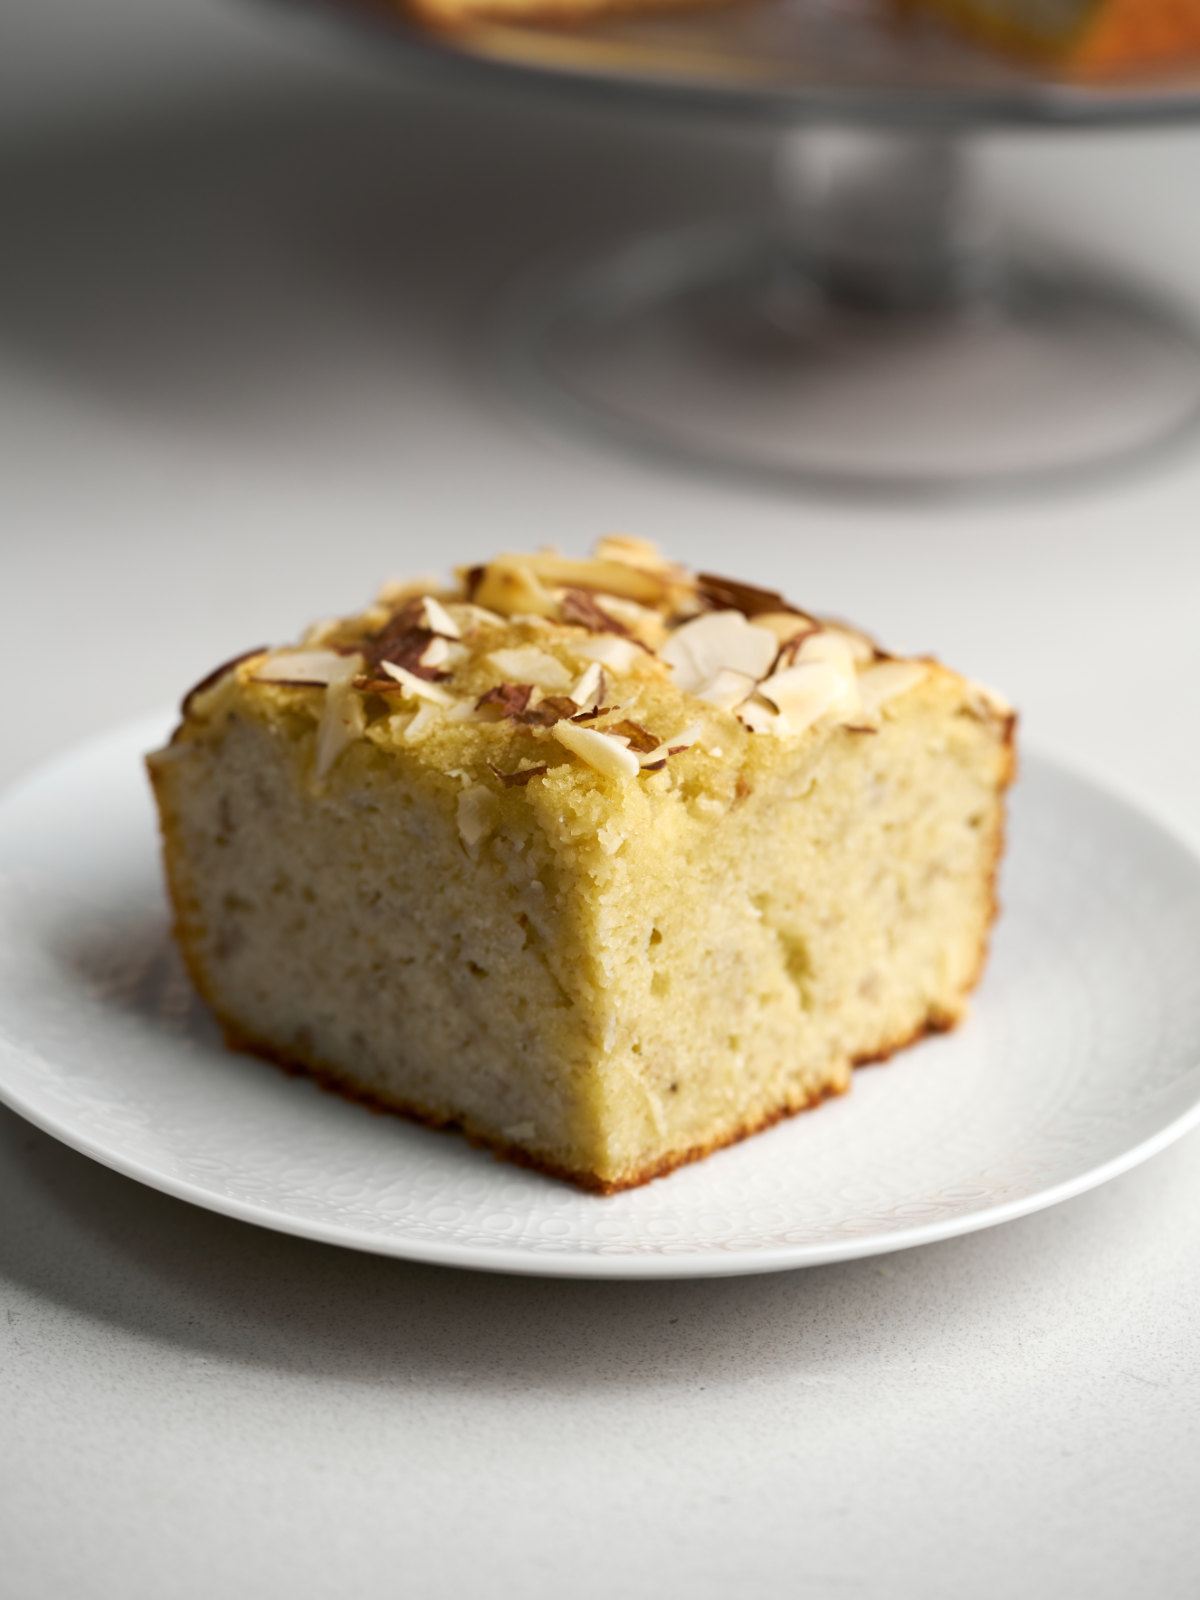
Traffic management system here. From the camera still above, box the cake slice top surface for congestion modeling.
[172,538,1014,827]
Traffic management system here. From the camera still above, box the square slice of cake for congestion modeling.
[147,539,1015,1192]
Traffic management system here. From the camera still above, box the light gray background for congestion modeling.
[3,2,1200,1595]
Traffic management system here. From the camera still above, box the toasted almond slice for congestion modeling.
[553,721,640,781]
[736,697,788,736]
[816,623,876,664]
[757,660,846,734]
[661,611,778,694]
[638,720,704,765]
[486,647,572,690]
[314,655,367,779]
[253,649,347,686]
[421,596,461,639]
[794,630,859,676]
[568,661,605,714]
[694,667,758,710]
[793,632,864,718]
[568,635,640,674]
[858,660,930,713]
[420,636,452,669]
[512,552,669,606]
[379,661,458,706]
[590,534,675,573]
[753,612,820,649]
[448,602,506,633]
[399,702,444,743]
[472,561,559,619]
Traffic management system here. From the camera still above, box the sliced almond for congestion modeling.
[736,696,788,736]
[447,602,506,633]
[471,561,559,619]
[858,660,931,713]
[379,661,458,706]
[486,647,572,690]
[591,534,675,573]
[314,655,367,779]
[639,720,703,765]
[553,720,640,781]
[254,649,347,686]
[753,612,820,649]
[694,667,758,711]
[509,552,669,606]
[399,702,443,743]
[794,630,859,676]
[420,636,452,670]
[816,623,876,664]
[661,611,778,695]
[568,661,605,714]
[757,660,846,735]
[421,596,461,639]
[569,635,640,674]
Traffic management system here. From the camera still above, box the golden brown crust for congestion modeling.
[212,990,985,1194]
[217,1013,846,1195]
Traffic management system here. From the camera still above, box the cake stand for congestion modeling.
[281,0,1200,496]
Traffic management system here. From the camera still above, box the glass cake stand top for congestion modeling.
[284,0,1200,496]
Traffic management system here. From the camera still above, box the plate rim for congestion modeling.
[2,710,1200,1280]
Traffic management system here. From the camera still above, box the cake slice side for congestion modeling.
[531,663,1012,1188]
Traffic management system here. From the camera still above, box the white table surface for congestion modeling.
[4,3,1200,1596]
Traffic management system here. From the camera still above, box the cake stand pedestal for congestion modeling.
[286,0,1200,498]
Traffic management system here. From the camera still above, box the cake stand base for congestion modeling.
[506,131,1200,499]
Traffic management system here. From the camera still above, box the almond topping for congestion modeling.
[517,695,579,727]
[379,661,458,706]
[736,697,788,736]
[568,661,606,714]
[697,572,806,620]
[253,649,346,687]
[476,683,534,718]
[591,534,675,573]
[552,721,640,781]
[486,648,572,690]
[757,660,847,735]
[420,635,452,670]
[569,634,641,674]
[471,561,559,619]
[488,761,549,787]
[560,588,632,636]
[506,551,669,606]
[694,667,758,711]
[814,623,877,664]
[314,654,367,779]
[421,596,461,639]
[606,719,659,755]
[661,611,778,695]
[639,720,703,765]
[755,613,821,651]
[858,660,930,713]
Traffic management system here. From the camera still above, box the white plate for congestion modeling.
[2,713,1200,1279]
